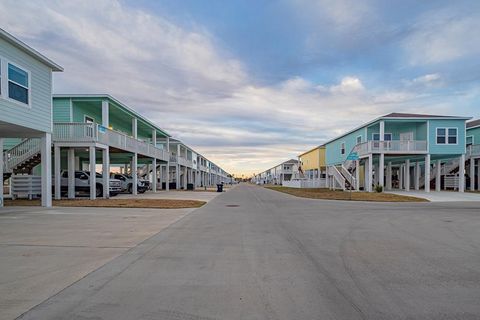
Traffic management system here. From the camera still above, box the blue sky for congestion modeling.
[1,0,479,175]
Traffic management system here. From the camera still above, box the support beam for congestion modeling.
[425,154,431,192]
[176,165,180,190]
[459,154,465,192]
[477,159,480,194]
[415,162,420,191]
[470,158,475,191]
[0,138,3,207]
[41,133,52,207]
[89,146,96,200]
[152,158,157,192]
[68,148,75,199]
[103,148,109,199]
[132,153,138,195]
[367,155,373,192]
[355,160,360,190]
[405,160,410,191]
[102,100,109,127]
[54,145,61,199]
[399,165,404,190]
[132,118,137,139]
[379,154,385,188]
[436,160,441,192]
[166,137,170,191]
[386,162,392,190]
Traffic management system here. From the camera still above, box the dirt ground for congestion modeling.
[4,198,206,209]
[265,186,429,202]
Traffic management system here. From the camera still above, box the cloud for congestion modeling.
[404,9,480,65]
[0,0,476,176]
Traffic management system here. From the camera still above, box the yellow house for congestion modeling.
[298,145,326,179]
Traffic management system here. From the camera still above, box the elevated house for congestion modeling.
[252,159,299,185]
[324,113,471,192]
[52,94,171,199]
[295,145,327,188]
[1,28,63,207]
[466,119,480,190]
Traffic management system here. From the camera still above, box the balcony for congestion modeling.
[355,140,428,156]
[467,144,480,157]
[168,154,193,167]
[53,123,168,161]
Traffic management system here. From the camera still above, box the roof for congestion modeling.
[53,94,171,137]
[383,112,464,119]
[323,112,472,146]
[0,28,63,72]
[467,119,480,129]
[298,144,325,157]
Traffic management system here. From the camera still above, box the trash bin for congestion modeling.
[216,184,223,192]
[187,183,194,190]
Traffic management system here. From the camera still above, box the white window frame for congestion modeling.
[466,135,474,146]
[356,135,362,144]
[341,142,346,155]
[436,127,458,145]
[84,115,95,123]
[3,59,31,108]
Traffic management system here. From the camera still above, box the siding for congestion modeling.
[467,127,480,145]
[326,127,366,165]
[72,101,102,124]
[52,98,71,122]
[428,119,466,155]
[0,37,53,133]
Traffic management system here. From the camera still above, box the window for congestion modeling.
[84,115,94,123]
[467,136,474,146]
[436,128,457,144]
[448,128,457,144]
[8,63,29,105]
[341,142,345,155]
[436,128,446,144]
[356,136,362,144]
[372,133,392,141]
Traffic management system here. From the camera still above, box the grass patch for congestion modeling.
[265,186,429,202]
[4,198,206,209]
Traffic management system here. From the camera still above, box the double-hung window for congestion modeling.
[436,128,457,144]
[8,63,29,105]
[341,142,345,155]
[372,133,392,141]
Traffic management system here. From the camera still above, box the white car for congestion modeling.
[54,171,122,197]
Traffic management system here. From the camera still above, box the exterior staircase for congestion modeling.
[419,158,460,188]
[3,138,42,180]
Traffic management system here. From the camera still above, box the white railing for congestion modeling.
[3,138,41,172]
[355,140,427,155]
[467,144,480,157]
[328,166,346,190]
[53,123,168,161]
[340,165,356,187]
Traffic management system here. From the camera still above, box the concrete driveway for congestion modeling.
[386,190,480,202]
[16,184,480,320]
[0,206,196,320]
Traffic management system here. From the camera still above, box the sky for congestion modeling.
[1,0,479,177]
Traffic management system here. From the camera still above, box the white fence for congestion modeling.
[282,178,327,188]
[11,175,42,199]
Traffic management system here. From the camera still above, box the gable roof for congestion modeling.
[0,28,63,72]
[467,119,480,129]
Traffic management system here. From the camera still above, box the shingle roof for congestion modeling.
[467,119,480,128]
[383,112,459,119]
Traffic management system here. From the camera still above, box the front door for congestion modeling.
[400,132,414,151]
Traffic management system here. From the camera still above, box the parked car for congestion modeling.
[54,171,122,197]
[111,174,148,194]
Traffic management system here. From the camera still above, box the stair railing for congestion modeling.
[3,138,41,172]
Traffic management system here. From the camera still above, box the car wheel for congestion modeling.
[96,185,103,197]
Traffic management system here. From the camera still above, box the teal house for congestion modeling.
[324,113,471,192]
[0,28,63,207]
[466,119,480,190]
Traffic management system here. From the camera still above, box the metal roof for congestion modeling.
[467,119,480,129]
[0,28,63,72]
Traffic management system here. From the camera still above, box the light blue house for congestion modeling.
[466,119,480,190]
[0,28,63,207]
[324,113,471,192]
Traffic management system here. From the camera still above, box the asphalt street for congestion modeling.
[18,185,480,320]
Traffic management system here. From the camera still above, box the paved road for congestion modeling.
[18,185,480,320]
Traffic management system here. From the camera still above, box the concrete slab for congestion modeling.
[386,190,480,202]
[0,206,193,320]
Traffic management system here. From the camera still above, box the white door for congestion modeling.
[400,132,414,151]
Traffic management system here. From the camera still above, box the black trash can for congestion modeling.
[216,184,223,192]
[187,183,194,190]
